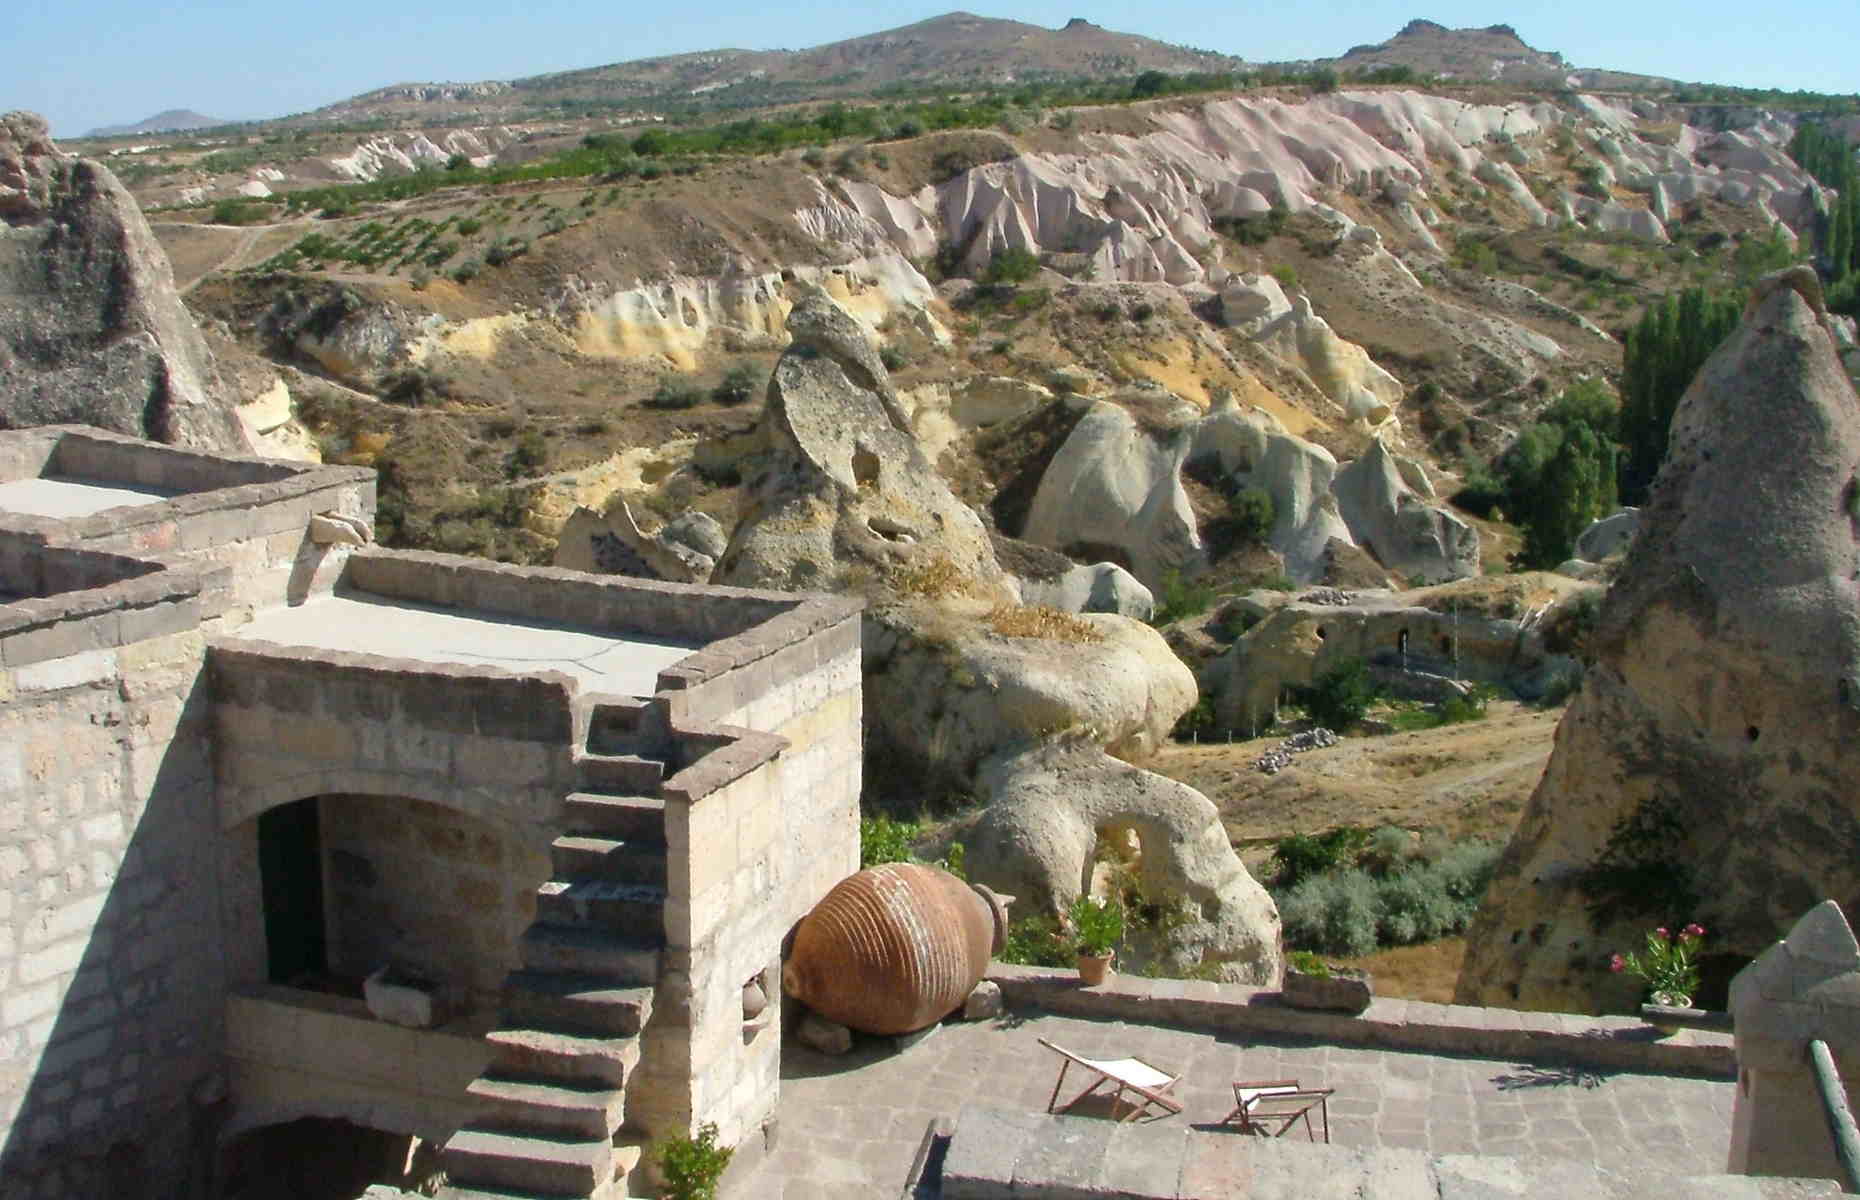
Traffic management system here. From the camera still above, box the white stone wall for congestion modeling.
[0,627,225,1194]
[640,619,863,1148]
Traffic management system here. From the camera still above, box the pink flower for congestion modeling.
[1683,923,1705,939]
[1610,953,1625,973]
[1654,927,1670,941]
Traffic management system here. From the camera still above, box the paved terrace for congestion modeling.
[729,1009,1737,1199]
[230,590,699,695]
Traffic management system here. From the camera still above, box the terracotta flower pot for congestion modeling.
[1077,949,1114,986]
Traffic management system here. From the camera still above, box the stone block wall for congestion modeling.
[208,647,578,994]
[223,988,492,1146]
[0,612,225,1196]
[4,428,376,618]
[634,606,864,1148]
[321,793,547,1010]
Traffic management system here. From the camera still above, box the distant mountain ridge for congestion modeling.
[303,11,1243,124]
[85,109,228,138]
[1318,18,1667,90]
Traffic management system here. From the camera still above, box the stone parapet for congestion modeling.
[986,964,1734,1078]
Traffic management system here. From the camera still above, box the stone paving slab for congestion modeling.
[723,1011,1742,1200]
[934,1105,1839,1200]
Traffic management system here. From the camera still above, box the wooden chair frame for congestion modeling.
[1223,1078,1333,1142]
[1037,1037,1184,1123]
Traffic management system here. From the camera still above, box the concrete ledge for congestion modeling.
[986,965,1735,1079]
[343,548,810,646]
[661,724,789,805]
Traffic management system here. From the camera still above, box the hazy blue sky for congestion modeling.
[10,1,1857,137]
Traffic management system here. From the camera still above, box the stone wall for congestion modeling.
[632,608,864,1149]
[321,794,546,1009]
[223,988,491,1145]
[0,615,225,1196]
[4,427,375,617]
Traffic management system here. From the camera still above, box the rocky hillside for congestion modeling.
[301,13,1240,127]
[1322,19,1666,90]
[145,75,1846,582]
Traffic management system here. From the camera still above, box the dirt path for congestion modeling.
[1150,701,1559,859]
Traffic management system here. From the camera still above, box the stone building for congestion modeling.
[0,425,863,1198]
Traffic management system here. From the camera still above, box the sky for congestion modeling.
[8,0,1857,137]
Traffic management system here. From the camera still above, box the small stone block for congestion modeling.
[964,980,1005,1021]
[794,1013,851,1055]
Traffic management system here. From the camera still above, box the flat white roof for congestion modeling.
[230,592,698,696]
[0,475,181,518]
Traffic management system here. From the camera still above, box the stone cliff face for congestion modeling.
[1458,270,1860,1013]
[0,111,246,452]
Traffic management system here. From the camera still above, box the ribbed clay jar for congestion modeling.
[783,863,1011,1035]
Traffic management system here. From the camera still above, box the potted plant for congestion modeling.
[1280,950,1373,1014]
[1612,923,1706,1033]
[1069,894,1123,986]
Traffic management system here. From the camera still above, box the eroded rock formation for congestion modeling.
[966,739,1282,984]
[712,292,1009,598]
[1458,270,1860,1013]
[0,110,245,450]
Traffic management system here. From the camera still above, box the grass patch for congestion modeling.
[986,605,1103,643]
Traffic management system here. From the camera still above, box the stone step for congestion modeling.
[520,924,661,985]
[576,753,665,795]
[485,1026,641,1089]
[437,1142,639,1200]
[550,835,667,886]
[465,1075,627,1140]
[562,793,666,841]
[504,972,654,1037]
[536,879,666,939]
[443,1128,612,1197]
[587,699,652,754]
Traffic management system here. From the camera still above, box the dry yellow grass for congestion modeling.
[1333,936,1468,1004]
[986,604,1104,643]
[891,556,967,600]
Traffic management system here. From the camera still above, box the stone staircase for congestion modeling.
[440,701,671,1200]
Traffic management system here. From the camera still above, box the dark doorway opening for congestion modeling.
[259,798,327,986]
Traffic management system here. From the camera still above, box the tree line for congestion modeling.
[1789,121,1860,316]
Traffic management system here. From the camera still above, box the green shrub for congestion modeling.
[659,1122,732,1200]
[1302,658,1378,730]
[1270,265,1299,289]
[1227,486,1276,543]
[859,816,920,868]
[998,913,1073,967]
[645,378,705,410]
[878,344,907,371]
[210,198,266,226]
[1285,949,1330,977]
[1150,570,1217,626]
[485,237,529,266]
[981,248,1041,285]
[1276,841,1499,955]
[408,266,433,292]
[1273,827,1368,888]
[1279,870,1380,956]
[455,217,484,236]
[712,363,761,406]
